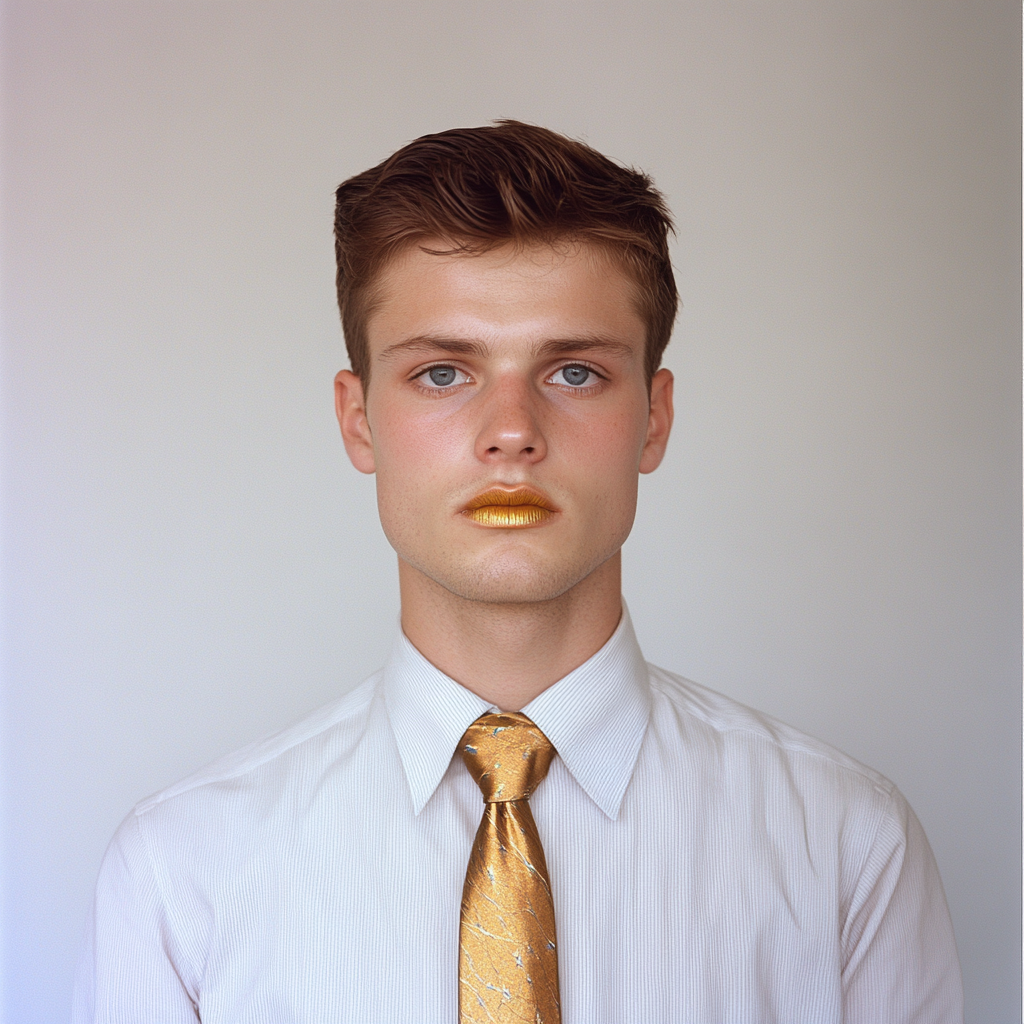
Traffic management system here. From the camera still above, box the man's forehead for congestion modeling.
[364,240,646,356]
[382,235,625,275]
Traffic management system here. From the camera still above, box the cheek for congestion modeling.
[558,403,648,482]
[369,399,470,490]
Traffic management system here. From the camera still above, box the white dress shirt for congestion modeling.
[73,609,962,1023]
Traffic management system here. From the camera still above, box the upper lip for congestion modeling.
[462,485,559,512]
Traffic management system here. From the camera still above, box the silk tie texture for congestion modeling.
[458,712,561,1024]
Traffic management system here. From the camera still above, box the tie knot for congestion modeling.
[459,712,556,803]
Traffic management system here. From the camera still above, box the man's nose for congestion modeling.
[473,377,547,464]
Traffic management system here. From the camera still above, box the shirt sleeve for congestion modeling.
[71,811,200,1024]
[841,788,963,1024]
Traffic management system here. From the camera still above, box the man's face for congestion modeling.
[335,240,673,605]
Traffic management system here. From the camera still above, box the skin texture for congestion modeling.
[335,241,673,710]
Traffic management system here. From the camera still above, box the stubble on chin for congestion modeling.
[400,541,614,607]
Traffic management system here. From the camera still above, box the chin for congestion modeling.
[419,548,604,606]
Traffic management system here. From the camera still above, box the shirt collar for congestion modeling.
[382,605,651,820]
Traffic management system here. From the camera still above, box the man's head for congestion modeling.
[334,121,678,388]
[333,124,677,611]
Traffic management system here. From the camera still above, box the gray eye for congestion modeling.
[427,366,457,387]
[560,365,591,386]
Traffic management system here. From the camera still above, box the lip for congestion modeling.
[461,486,559,528]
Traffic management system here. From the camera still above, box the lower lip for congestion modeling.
[464,506,555,527]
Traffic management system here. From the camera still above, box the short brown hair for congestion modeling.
[334,120,677,384]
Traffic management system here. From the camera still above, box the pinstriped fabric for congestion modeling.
[73,608,963,1024]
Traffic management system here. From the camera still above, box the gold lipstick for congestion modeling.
[462,487,557,528]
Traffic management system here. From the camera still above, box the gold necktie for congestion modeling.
[458,712,561,1024]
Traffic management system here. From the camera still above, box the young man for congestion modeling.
[74,122,962,1023]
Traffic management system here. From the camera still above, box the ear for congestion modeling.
[639,368,674,474]
[334,370,376,474]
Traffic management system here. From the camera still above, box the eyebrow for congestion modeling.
[535,338,636,360]
[377,336,488,361]
[377,335,636,362]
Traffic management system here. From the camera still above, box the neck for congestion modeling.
[398,555,623,711]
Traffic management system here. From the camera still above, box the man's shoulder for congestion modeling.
[644,662,897,802]
[132,672,382,820]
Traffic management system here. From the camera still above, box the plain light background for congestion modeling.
[1,2,1018,1021]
